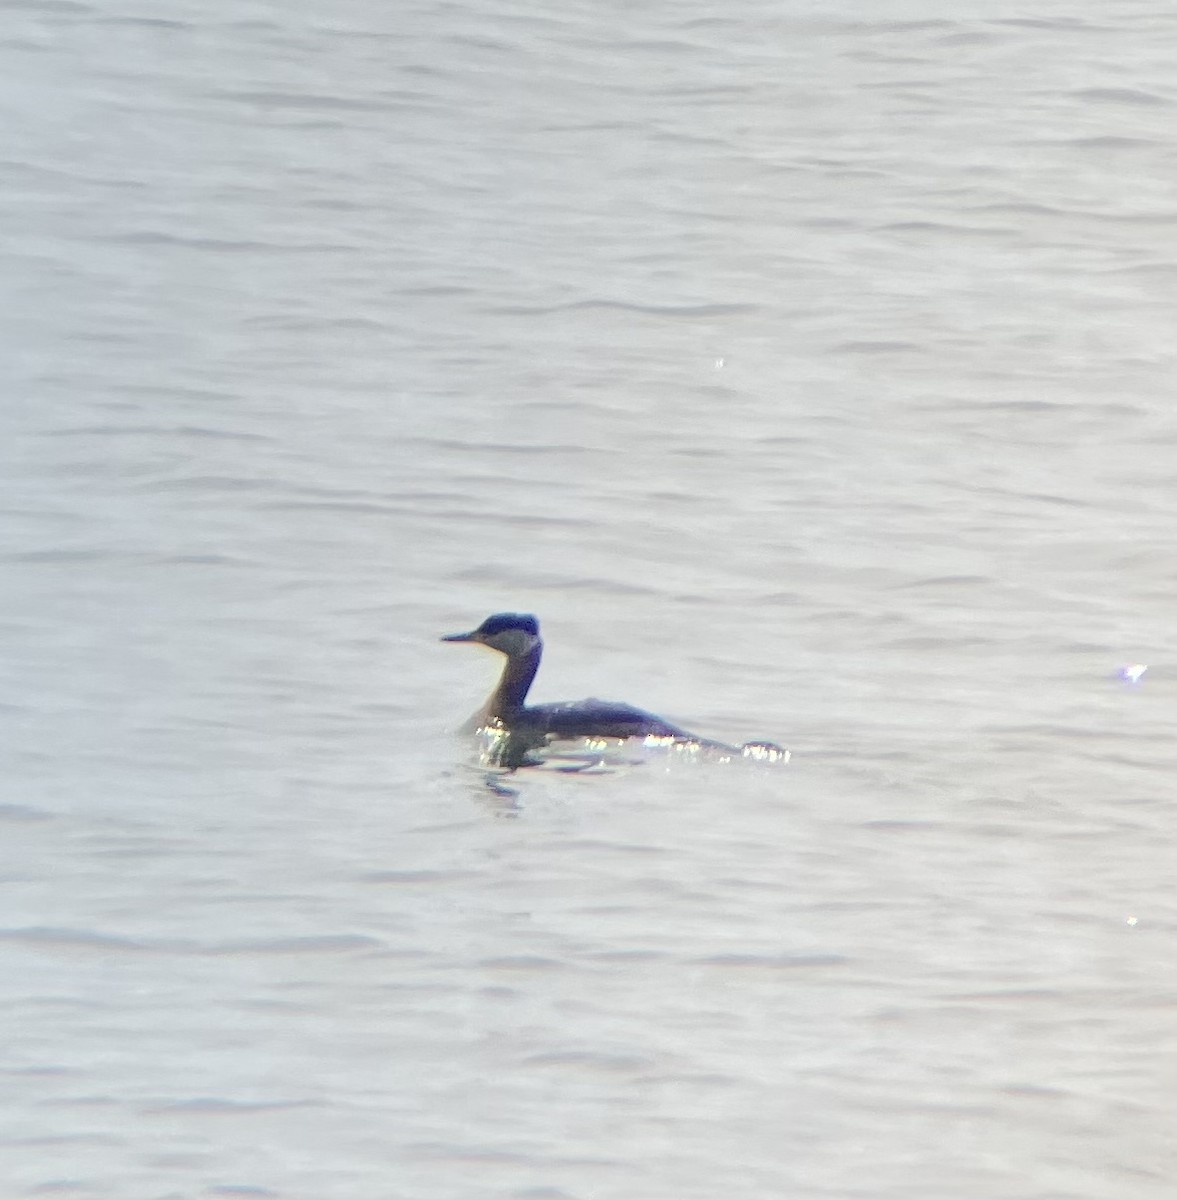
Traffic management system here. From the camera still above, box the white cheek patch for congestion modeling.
[490,629,539,657]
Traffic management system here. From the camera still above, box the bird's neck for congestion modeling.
[484,640,542,724]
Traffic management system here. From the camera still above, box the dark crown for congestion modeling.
[476,612,540,637]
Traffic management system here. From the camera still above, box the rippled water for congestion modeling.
[4,2,1177,1197]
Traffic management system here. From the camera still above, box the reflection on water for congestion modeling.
[467,724,791,774]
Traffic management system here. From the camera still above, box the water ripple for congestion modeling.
[1072,86,1171,107]
[688,953,849,969]
[143,1097,321,1115]
[491,299,757,318]
[0,927,384,957]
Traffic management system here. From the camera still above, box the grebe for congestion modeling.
[442,612,785,769]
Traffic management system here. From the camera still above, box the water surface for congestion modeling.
[3,2,1176,1197]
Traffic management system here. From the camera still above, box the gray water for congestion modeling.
[3,2,1177,1197]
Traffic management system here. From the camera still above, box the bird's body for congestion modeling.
[442,612,783,769]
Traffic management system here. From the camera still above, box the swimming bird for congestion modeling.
[442,612,784,769]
